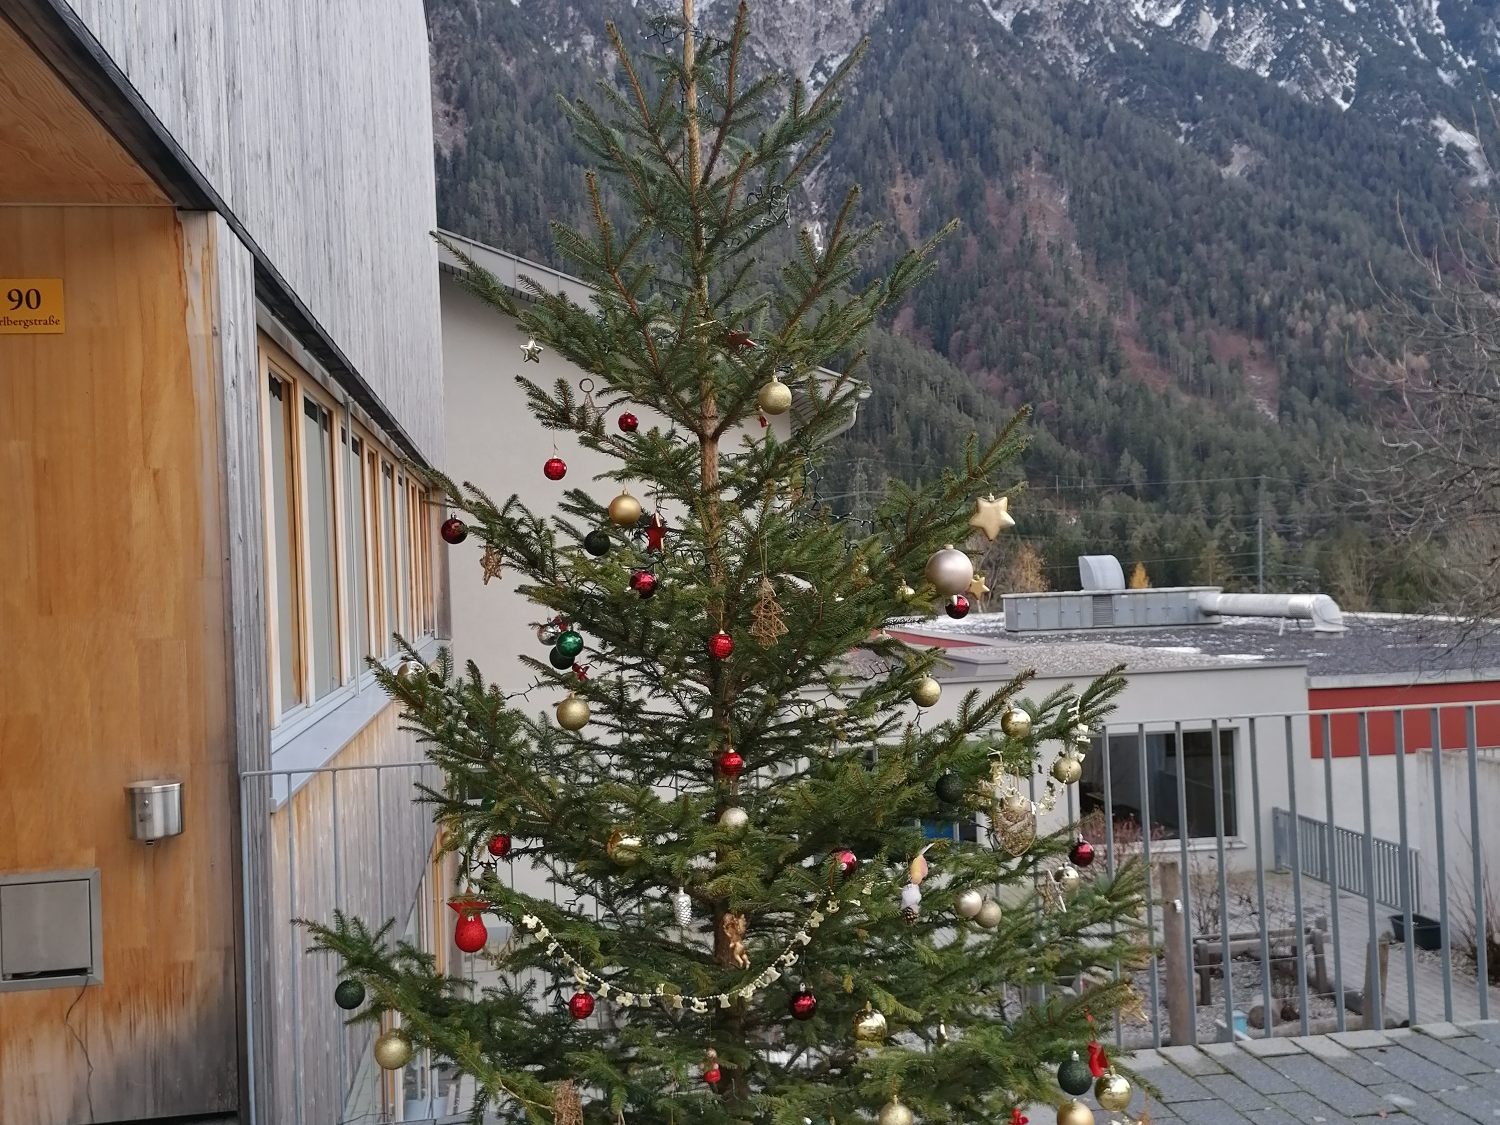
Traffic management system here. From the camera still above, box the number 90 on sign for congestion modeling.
[0,278,65,334]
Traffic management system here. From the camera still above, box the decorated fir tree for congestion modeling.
[312,4,1148,1121]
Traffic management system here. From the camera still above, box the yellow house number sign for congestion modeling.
[0,279,65,334]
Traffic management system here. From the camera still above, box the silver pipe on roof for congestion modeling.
[1198,591,1345,633]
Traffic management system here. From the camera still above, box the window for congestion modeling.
[259,337,436,729]
[1079,728,1237,841]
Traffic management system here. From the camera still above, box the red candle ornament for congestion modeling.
[708,630,734,660]
[450,901,488,953]
[543,456,568,481]
[617,412,639,433]
[487,833,512,859]
[568,990,595,1020]
[629,570,659,599]
[716,748,745,778]
[440,517,468,545]
[1069,837,1095,868]
[945,593,971,619]
[788,985,818,1020]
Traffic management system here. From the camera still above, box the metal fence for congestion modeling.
[1271,807,1422,912]
[240,702,1499,1122]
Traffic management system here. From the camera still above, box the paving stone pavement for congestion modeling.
[1029,1021,1500,1123]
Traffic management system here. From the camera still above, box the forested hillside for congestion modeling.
[426,0,1475,606]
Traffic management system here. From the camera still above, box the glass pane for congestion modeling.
[381,462,397,656]
[267,375,301,710]
[397,476,410,636]
[303,395,339,699]
[344,429,369,671]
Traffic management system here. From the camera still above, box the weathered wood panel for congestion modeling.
[0,17,167,204]
[60,0,446,460]
[0,205,238,1122]
[259,702,442,1125]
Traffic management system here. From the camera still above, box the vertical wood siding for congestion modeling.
[62,0,446,461]
[0,205,239,1123]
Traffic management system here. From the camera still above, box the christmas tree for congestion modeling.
[311,4,1148,1121]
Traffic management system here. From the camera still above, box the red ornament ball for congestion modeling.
[788,987,818,1021]
[440,517,468,545]
[703,1064,722,1086]
[629,570,659,599]
[708,630,734,660]
[487,833,512,859]
[568,991,596,1020]
[543,456,568,481]
[618,412,639,433]
[835,849,859,877]
[454,913,487,953]
[717,749,745,778]
[1069,838,1096,868]
[945,593,971,619]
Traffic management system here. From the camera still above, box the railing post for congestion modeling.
[1357,712,1383,1031]
[1320,715,1346,1031]
[1285,715,1311,1036]
[1430,708,1455,1021]
[1465,706,1489,1019]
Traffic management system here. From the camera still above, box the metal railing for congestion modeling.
[1271,807,1422,912]
[240,702,1499,1122]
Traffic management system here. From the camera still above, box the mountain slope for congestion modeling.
[426,0,1479,606]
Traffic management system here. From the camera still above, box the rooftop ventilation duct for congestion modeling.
[1078,555,1126,592]
[1196,591,1345,633]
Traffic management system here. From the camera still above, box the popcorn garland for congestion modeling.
[511,879,876,1014]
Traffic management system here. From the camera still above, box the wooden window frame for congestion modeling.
[297,378,346,698]
[260,355,305,722]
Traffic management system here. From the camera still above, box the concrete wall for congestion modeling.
[62,0,445,459]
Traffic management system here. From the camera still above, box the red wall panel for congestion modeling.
[1309,681,1500,757]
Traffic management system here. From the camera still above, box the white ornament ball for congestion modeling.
[718,807,749,832]
[955,889,984,919]
[976,898,1002,929]
[924,545,974,596]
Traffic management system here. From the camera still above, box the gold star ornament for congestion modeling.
[480,546,504,585]
[520,337,544,363]
[968,494,1015,540]
[968,572,991,600]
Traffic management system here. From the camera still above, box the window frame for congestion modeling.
[1079,725,1240,843]
[297,379,346,700]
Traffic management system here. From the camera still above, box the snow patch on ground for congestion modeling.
[1220,142,1259,179]
[1194,8,1221,47]
[1433,117,1494,185]
[1131,0,1186,28]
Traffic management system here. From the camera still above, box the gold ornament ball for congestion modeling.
[1056,1100,1094,1125]
[955,889,984,919]
[853,1003,888,1046]
[718,806,750,833]
[911,676,942,709]
[373,1029,413,1071]
[757,376,794,415]
[976,898,1003,928]
[924,544,975,596]
[897,580,916,601]
[1096,1071,1133,1112]
[1052,753,1083,785]
[608,491,642,527]
[606,829,643,864]
[999,707,1032,740]
[555,694,590,731]
[878,1096,915,1125]
[1055,862,1082,894]
[395,658,426,682]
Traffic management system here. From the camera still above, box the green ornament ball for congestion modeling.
[334,979,365,1010]
[935,772,966,805]
[583,529,611,557]
[556,630,584,659]
[1057,1051,1093,1096]
[548,646,575,670]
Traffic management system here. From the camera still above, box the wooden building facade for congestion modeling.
[0,3,447,1122]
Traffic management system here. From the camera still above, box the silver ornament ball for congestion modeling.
[955,889,984,919]
[718,806,749,832]
[924,545,974,596]
[976,898,1002,929]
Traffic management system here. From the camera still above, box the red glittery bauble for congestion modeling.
[568,991,596,1020]
[945,593,971,619]
[487,833,512,858]
[835,849,859,877]
[1069,838,1096,868]
[543,456,568,481]
[440,517,468,545]
[453,913,487,953]
[703,1065,722,1086]
[618,412,639,433]
[788,987,818,1021]
[630,570,659,599]
[708,630,734,660]
[717,749,745,778]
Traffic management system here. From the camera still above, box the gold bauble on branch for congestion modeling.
[1096,1070,1134,1112]
[976,898,1002,929]
[757,374,794,415]
[999,707,1032,740]
[910,676,942,709]
[373,1029,413,1070]
[955,889,984,919]
[1052,753,1083,786]
[606,829,643,864]
[924,544,974,596]
[608,489,642,527]
[395,658,426,682]
[718,806,750,832]
[555,693,590,731]
[853,1001,888,1046]
[1054,862,1081,895]
[878,1095,916,1125]
[1057,1099,1094,1125]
